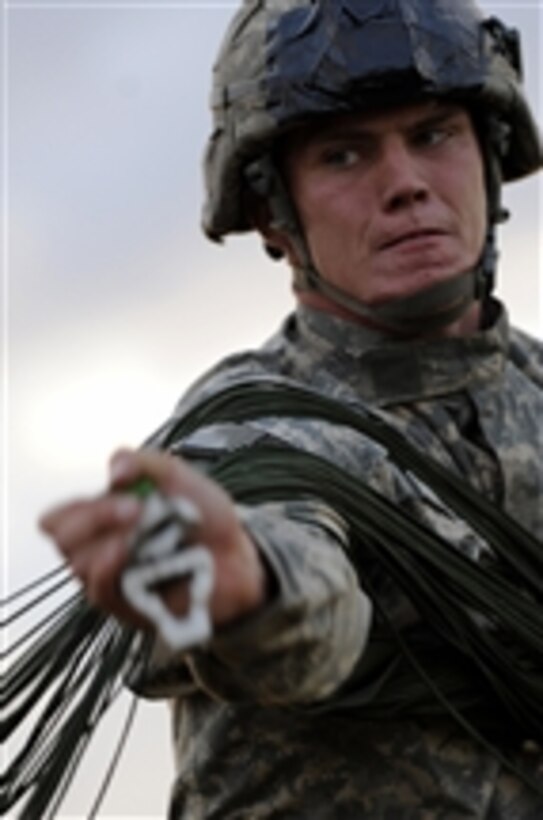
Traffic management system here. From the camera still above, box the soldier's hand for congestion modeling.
[39,448,269,631]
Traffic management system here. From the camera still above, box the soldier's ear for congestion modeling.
[247,192,300,265]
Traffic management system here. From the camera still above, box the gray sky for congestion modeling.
[3,1,542,816]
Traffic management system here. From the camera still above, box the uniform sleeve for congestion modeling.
[133,499,373,706]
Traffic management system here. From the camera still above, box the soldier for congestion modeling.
[41,1,543,817]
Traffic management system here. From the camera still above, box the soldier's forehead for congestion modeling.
[281,100,469,148]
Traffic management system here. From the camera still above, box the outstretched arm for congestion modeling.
[40,446,372,705]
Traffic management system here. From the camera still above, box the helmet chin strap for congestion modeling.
[245,155,495,337]
[296,222,499,335]
[294,264,483,335]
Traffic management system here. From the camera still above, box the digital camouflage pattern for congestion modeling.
[204,0,543,241]
[137,298,543,818]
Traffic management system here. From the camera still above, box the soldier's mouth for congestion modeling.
[380,229,446,250]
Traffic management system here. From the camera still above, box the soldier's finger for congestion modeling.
[39,498,95,533]
[40,493,141,557]
[75,539,152,630]
[109,447,197,496]
[79,535,128,604]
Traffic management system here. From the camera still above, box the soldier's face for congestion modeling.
[280,101,487,314]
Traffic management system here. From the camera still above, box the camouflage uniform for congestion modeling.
[135,2,543,815]
[139,298,543,818]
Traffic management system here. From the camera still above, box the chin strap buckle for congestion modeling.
[121,491,214,651]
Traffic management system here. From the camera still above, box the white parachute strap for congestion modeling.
[121,490,214,651]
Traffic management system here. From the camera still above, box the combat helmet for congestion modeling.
[203,0,543,332]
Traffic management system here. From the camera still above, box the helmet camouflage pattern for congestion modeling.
[203,0,543,242]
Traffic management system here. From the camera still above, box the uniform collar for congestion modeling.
[293,299,510,406]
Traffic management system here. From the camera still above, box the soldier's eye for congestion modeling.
[322,147,360,168]
[414,124,454,149]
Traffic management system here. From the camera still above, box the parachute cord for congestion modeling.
[1,564,69,607]
[364,574,543,799]
[87,695,139,820]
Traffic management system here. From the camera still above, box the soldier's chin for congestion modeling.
[371,264,471,306]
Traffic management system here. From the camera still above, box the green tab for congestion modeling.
[129,477,155,499]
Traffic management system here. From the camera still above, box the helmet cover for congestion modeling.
[203,0,542,240]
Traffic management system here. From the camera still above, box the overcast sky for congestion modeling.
[3,1,542,816]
